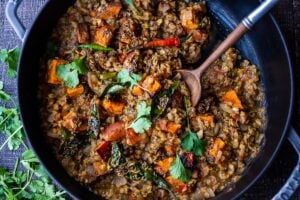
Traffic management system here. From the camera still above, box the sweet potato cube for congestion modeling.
[166,176,188,194]
[199,115,215,127]
[158,119,181,134]
[155,157,175,174]
[180,7,199,30]
[67,84,84,98]
[132,85,143,96]
[102,99,125,115]
[62,111,79,132]
[142,76,161,95]
[47,59,67,84]
[94,26,113,47]
[209,138,225,158]
[93,161,108,175]
[126,128,145,146]
[98,3,122,20]
[222,90,243,109]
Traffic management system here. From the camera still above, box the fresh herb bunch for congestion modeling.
[0,47,66,199]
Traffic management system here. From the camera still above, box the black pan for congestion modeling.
[5,0,300,199]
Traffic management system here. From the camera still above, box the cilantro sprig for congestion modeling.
[117,69,142,89]
[129,101,152,134]
[169,154,191,183]
[0,150,66,199]
[56,58,89,88]
[0,73,66,199]
[181,97,207,156]
[0,86,24,151]
[0,47,20,78]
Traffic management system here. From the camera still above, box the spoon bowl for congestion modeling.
[177,69,202,106]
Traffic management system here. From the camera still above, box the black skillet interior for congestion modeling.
[17,0,293,199]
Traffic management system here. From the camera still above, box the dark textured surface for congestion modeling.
[0,0,299,199]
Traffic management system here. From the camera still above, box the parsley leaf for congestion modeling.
[0,47,20,78]
[169,154,191,183]
[129,101,152,134]
[56,58,88,88]
[117,69,142,89]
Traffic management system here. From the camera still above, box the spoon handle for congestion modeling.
[193,0,279,76]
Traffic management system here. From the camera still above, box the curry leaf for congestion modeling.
[79,44,113,52]
[151,79,179,119]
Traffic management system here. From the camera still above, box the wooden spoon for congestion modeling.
[178,0,278,106]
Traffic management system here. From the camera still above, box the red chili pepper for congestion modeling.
[144,37,180,48]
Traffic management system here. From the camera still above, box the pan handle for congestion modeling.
[5,0,26,41]
[272,127,300,200]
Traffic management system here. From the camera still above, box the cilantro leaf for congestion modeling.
[182,96,207,156]
[56,58,88,88]
[182,131,196,151]
[117,69,142,89]
[193,138,207,156]
[21,149,40,172]
[0,47,20,78]
[169,154,191,183]
[0,91,11,101]
[57,65,79,88]
[129,117,151,134]
[182,131,206,156]
[0,82,11,101]
[136,101,151,118]
[71,58,89,75]
[129,101,152,134]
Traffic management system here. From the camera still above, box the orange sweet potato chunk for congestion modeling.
[155,157,175,174]
[102,99,125,115]
[94,26,113,47]
[47,59,67,84]
[98,3,122,20]
[67,84,84,98]
[222,90,243,109]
